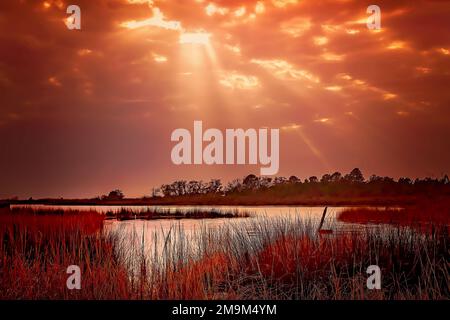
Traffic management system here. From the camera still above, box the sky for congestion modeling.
[0,0,449,198]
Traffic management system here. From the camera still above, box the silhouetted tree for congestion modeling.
[186,180,202,194]
[398,177,412,185]
[103,189,124,200]
[369,174,383,183]
[345,168,365,183]
[243,174,259,190]
[225,179,243,193]
[206,179,222,193]
[156,170,450,200]
[274,177,287,185]
[330,171,342,182]
[321,174,331,183]
[289,175,300,183]
[259,177,273,188]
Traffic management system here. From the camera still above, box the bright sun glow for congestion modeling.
[179,32,211,45]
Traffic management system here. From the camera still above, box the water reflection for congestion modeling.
[10,205,388,273]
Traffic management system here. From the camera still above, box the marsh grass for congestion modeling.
[145,217,448,299]
[0,207,448,300]
[337,201,450,234]
[0,208,136,299]
[104,207,250,221]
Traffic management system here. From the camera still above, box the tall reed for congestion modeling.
[0,207,448,300]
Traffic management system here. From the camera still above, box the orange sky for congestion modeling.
[0,0,450,198]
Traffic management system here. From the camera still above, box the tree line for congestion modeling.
[135,168,450,199]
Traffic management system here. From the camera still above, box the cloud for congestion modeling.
[251,59,320,83]
[120,8,182,30]
[438,48,449,55]
[1,0,450,197]
[234,6,247,18]
[255,2,266,14]
[48,76,62,87]
[205,3,229,16]
[383,93,397,100]
[280,17,312,37]
[224,44,241,55]
[313,36,328,46]
[179,31,211,44]
[77,49,93,56]
[314,118,332,124]
[219,71,260,90]
[272,0,299,8]
[321,52,345,61]
[325,86,342,92]
[281,123,302,131]
[152,53,168,63]
[387,41,408,50]
[127,0,154,5]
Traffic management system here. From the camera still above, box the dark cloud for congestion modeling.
[0,0,449,198]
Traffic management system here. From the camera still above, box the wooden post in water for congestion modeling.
[317,206,328,233]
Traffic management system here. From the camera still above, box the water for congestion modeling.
[9,204,383,272]
[11,204,349,228]
[10,204,370,238]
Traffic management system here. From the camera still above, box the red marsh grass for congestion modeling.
[337,199,450,233]
[0,204,448,300]
[0,207,134,299]
[150,215,448,300]
[107,207,250,221]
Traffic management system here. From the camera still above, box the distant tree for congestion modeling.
[243,174,259,189]
[330,171,342,182]
[308,176,318,183]
[174,180,187,195]
[260,177,273,188]
[289,175,300,183]
[151,187,162,197]
[345,168,365,183]
[206,179,222,193]
[274,177,287,185]
[398,177,412,185]
[186,180,202,194]
[225,179,243,193]
[104,189,124,200]
[321,174,331,183]
[369,174,383,183]
[160,184,171,197]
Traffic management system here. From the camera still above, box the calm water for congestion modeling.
[12,204,350,228]
[10,204,382,270]
[10,204,369,237]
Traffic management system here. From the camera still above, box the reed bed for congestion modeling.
[0,208,136,299]
[143,217,448,300]
[0,207,448,300]
[337,202,450,233]
[105,207,250,221]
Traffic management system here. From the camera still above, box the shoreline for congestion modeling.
[2,198,421,208]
